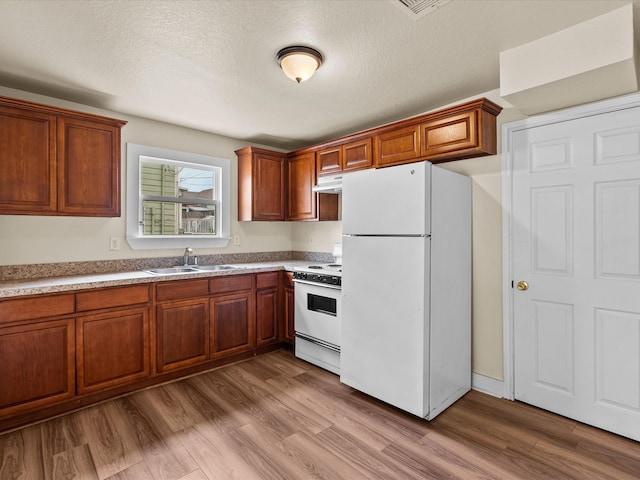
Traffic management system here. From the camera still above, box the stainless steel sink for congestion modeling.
[144,264,244,275]
[144,266,200,275]
[193,264,244,271]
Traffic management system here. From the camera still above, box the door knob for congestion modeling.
[516,281,529,291]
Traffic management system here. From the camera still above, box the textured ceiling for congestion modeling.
[0,0,637,150]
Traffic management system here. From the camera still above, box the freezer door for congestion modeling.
[340,235,430,417]
[342,161,431,235]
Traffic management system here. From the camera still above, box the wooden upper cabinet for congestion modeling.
[343,137,373,172]
[58,116,122,216]
[0,104,57,213]
[420,99,501,162]
[0,96,126,217]
[236,146,286,221]
[316,146,342,177]
[374,125,421,168]
[287,152,316,221]
[317,137,373,177]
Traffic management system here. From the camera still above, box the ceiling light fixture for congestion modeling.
[276,46,323,83]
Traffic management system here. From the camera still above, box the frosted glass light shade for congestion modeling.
[276,46,323,83]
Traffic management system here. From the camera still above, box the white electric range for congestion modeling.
[292,264,342,374]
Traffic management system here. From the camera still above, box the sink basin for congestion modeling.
[145,266,200,275]
[193,264,244,271]
[144,265,244,275]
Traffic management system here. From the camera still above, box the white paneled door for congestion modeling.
[512,105,640,441]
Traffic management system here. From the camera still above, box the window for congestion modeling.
[126,143,231,249]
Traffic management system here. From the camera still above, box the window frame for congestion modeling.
[126,143,231,249]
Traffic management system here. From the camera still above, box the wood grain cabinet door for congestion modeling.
[420,110,478,159]
[0,104,57,214]
[282,272,295,343]
[256,272,279,347]
[210,291,255,359]
[0,319,75,416]
[316,146,342,177]
[342,137,373,172]
[287,152,317,221]
[374,125,420,168]
[156,299,210,373]
[76,307,150,394]
[57,116,122,217]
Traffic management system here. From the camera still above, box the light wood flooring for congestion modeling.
[1,349,639,479]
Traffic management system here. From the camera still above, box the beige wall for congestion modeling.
[0,85,526,382]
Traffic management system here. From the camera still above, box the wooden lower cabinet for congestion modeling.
[282,272,295,343]
[256,272,279,347]
[0,271,294,431]
[76,307,150,394]
[210,291,255,359]
[0,318,75,416]
[156,299,210,373]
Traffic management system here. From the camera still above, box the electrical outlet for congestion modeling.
[109,237,121,251]
[233,235,241,246]
[309,235,315,245]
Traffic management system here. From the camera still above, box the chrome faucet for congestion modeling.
[183,247,195,266]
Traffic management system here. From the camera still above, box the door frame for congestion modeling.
[501,91,640,400]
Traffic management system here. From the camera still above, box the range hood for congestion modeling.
[313,175,342,194]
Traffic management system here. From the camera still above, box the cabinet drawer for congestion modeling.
[76,285,150,311]
[256,272,279,290]
[0,293,75,325]
[156,279,209,302]
[209,274,253,295]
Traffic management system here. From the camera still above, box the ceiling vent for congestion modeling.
[392,0,451,19]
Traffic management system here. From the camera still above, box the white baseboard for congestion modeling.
[471,373,504,398]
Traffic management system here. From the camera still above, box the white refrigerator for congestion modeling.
[340,161,471,419]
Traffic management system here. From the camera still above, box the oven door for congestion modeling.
[294,281,341,348]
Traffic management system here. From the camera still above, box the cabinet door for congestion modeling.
[343,137,373,172]
[156,299,209,373]
[0,104,57,214]
[77,307,150,394]
[0,319,75,416]
[283,272,295,343]
[374,125,420,167]
[316,146,342,177]
[57,116,121,216]
[237,147,285,221]
[210,291,255,359]
[287,152,317,221]
[256,272,279,347]
[420,110,478,159]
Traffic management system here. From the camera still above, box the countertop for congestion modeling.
[0,260,317,298]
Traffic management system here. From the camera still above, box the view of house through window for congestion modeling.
[140,157,220,236]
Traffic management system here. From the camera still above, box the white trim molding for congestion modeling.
[472,373,504,398]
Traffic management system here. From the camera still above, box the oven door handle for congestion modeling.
[295,333,340,353]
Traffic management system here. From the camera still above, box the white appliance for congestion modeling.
[340,161,471,419]
[293,264,342,374]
